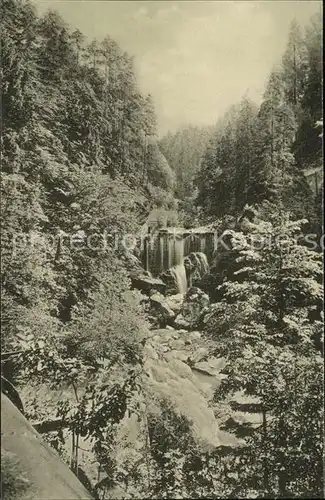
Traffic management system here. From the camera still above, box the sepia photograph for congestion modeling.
[1,0,323,498]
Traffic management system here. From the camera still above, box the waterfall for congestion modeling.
[200,236,206,254]
[160,236,164,273]
[174,234,184,265]
[141,228,214,281]
[166,233,184,270]
[167,252,209,294]
[169,263,188,294]
[144,235,150,273]
[165,233,187,293]
[168,234,173,270]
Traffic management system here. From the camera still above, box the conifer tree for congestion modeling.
[282,20,308,107]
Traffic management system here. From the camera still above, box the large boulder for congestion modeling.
[179,287,210,328]
[184,256,195,279]
[174,314,190,330]
[1,393,93,500]
[130,273,167,295]
[149,292,175,327]
[214,390,263,440]
[190,272,221,300]
[165,293,184,315]
[159,269,181,295]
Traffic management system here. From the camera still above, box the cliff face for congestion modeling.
[1,393,93,500]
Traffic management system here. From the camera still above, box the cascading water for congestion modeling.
[200,236,206,254]
[142,228,214,293]
[169,263,188,294]
[160,238,164,272]
[168,233,187,293]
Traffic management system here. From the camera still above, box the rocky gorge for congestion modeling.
[18,223,263,497]
[11,205,322,499]
[2,2,322,497]
[93,225,264,496]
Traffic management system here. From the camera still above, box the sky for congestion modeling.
[34,0,322,136]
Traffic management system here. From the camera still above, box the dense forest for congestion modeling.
[1,1,323,499]
[160,17,323,231]
[159,125,215,208]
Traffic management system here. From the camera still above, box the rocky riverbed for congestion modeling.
[19,275,262,498]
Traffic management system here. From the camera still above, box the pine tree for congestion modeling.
[1,0,39,168]
[281,20,308,108]
[293,13,322,170]
[254,70,297,205]
[233,97,258,210]
[37,10,76,83]
[1,0,166,348]
[302,13,322,123]
[196,104,240,218]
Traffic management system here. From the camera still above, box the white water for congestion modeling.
[200,236,206,254]
[168,236,173,270]
[168,252,208,294]
[160,236,164,272]
[143,228,213,279]
[170,263,188,294]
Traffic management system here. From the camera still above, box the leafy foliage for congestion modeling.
[1,0,174,349]
[0,2,168,494]
[204,205,323,497]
